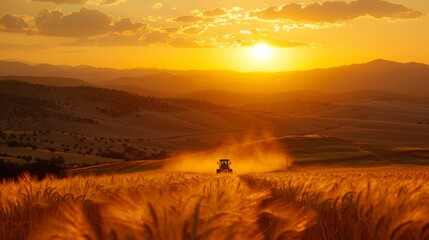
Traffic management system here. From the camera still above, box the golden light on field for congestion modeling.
[164,134,291,173]
[250,43,274,62]
[0,0,427,71]
[3,167,429,240]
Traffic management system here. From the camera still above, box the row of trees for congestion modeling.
[0,156,66,180]
[2,129,170,160]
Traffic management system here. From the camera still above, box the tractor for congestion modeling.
[216,159,233,174]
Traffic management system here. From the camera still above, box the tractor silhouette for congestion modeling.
[217,159,233,174]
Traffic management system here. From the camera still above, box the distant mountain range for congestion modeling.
[0,76,91,87]
[1,59,429,96]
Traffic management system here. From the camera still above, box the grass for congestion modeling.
[242,166,429,239]
[1,166,429,239]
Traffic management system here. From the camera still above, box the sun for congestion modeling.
[250,43,274,61]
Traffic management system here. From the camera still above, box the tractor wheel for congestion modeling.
[229,169,233,173]
[216,169,220,174]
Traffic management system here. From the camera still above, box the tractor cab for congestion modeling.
[217,159,233,174]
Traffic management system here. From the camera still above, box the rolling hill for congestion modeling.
[1,61,429,166]
[0,76,165,97]
[0,61,166,82]
[0,80,322,140]
[1,59,429,96]
[1,80,429,168]
[0,76,91,87]
[184,89,429,124]
[266,59,429,97]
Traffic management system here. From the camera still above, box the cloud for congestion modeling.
[169,38,212,48]
[0,42,50,51]
[240,37,309,48]
[69,32,142,46]
[252,0,424,22]
[203,8,227,17]
[34,7,144,37]
[173,15,203,23]
[2,6,315,50]
[172,8,230,24]
[179,25,207,35]
[113,18,145,33]
[163,27,179,33]
[35,8,113,37]
[152,3,163,10]
[0,14,32,33]
[31,0,125,5]
[68,28,171,47]
[141,31,170,45]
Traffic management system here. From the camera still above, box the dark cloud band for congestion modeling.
[0,14,31,33]
[32,0,124,5]
[252,0,424,22]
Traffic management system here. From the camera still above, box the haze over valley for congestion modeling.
[1,0,429,239]
[1,59,429,174]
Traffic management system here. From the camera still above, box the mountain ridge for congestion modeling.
[1,59,429,96]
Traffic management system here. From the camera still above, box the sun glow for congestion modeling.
[232,44,296,72]
[250,43,274,61]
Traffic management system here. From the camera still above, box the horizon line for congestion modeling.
[1,58,426,74]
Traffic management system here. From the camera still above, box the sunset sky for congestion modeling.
[0,0,427,71]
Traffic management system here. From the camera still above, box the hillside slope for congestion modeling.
[2,59,429,96]
[1,80,306,139]
[89,59,429,96]
[0,76,91,87]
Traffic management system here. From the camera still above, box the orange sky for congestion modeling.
[0,0,428,71]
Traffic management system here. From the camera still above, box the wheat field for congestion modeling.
[1,166,429,240]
